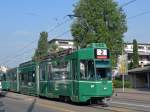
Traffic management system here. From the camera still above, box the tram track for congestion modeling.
[115,91,150,95]
[112,97,150,104]
[110,103,150,112]
[88,96,150,112]
[89,103,150,112]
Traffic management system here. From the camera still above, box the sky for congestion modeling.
[0,0,150,67]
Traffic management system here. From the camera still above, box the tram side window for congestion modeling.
[0,74,2,81]
[21,74,24,81]
[48,64,52,80]
[80,60,95,80]
[72,60,76,80]
[40,65,46,81]
[2,74,6,81]
[21,73,28,86]
[66,62,70,79]
[52,61,70,80]
[28,71,35,82]
[12,73,17,81]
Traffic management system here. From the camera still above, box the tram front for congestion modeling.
[78,45,113,103]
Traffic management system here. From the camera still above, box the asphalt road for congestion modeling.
[0,93,112,112]
[111,91,150,112]
[0,96,58,112]
[1,91,150,112]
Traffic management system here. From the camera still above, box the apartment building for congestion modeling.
[48,39,75,50]
[124,43,150,66]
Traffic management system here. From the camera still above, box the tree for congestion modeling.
[48,43,64,53]
[128,61,133,70]
[33,31,48,61]
[71,0,127,67]
[132,39,139,68]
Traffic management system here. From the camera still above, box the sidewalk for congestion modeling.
[114,88,150,95]
[113,88,150,102]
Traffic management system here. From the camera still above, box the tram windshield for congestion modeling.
[80,60,111,81]
[96,68,111,80]
[80,60,95,80]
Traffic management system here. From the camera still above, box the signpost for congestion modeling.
[117,54,128,92]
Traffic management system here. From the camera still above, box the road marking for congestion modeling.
[111,101,150,108]
[37,102,76,112]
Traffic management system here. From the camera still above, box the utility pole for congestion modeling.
[121,43,128,92]
[118,43,128,92]
[122,43,125,92]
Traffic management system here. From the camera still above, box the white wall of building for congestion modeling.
[49,39,75,50]
[124,43,150,66]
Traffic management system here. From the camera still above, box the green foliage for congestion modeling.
[48,43,58,53]
[33,31,48,61]
[48,43,64,54]
[113,79,132,88]
[128,61,133,70]
[132,39,139,68]
[71,0,127,67]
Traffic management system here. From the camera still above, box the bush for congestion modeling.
[113,80,132,88]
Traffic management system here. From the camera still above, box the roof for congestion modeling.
[48,38,73,44]
[124,42,150,46]
[128,66,150,73]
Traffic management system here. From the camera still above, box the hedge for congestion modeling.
[113,80,132,88]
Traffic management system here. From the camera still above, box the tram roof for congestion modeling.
[7,67,17,72]
[19,60,36,67]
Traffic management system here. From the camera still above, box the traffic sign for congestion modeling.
[117,54,128,75]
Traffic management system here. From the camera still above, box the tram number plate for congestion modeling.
[95,49,108,59]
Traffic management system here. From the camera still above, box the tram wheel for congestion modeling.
[64,96,70,102]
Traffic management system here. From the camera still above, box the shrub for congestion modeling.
[113,79,132,88]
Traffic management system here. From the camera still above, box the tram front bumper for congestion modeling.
[78,81,113,102]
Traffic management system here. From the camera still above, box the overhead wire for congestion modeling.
[2,47,35,65]
[128,10,150,20]
[2,0,141,66]
[2,29,71,66]
[121,0,137,7]
[120,0,150,20]
[1,17,71,66]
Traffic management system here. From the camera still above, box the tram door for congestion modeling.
[39,63,48,97]
[72,60,78,97]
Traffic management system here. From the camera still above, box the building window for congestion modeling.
[138,46,144,49]
[124,44,128,49]
[146,55,150,61]
[58,41,69,44]
[147,47,150,50]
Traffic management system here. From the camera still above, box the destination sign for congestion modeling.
[95,49,109,59]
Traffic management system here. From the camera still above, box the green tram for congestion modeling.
[2,43,113,103]
[7,68,19,92]
[19,61,37,95]
[1,68,18,91]
[1,72,10,91]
